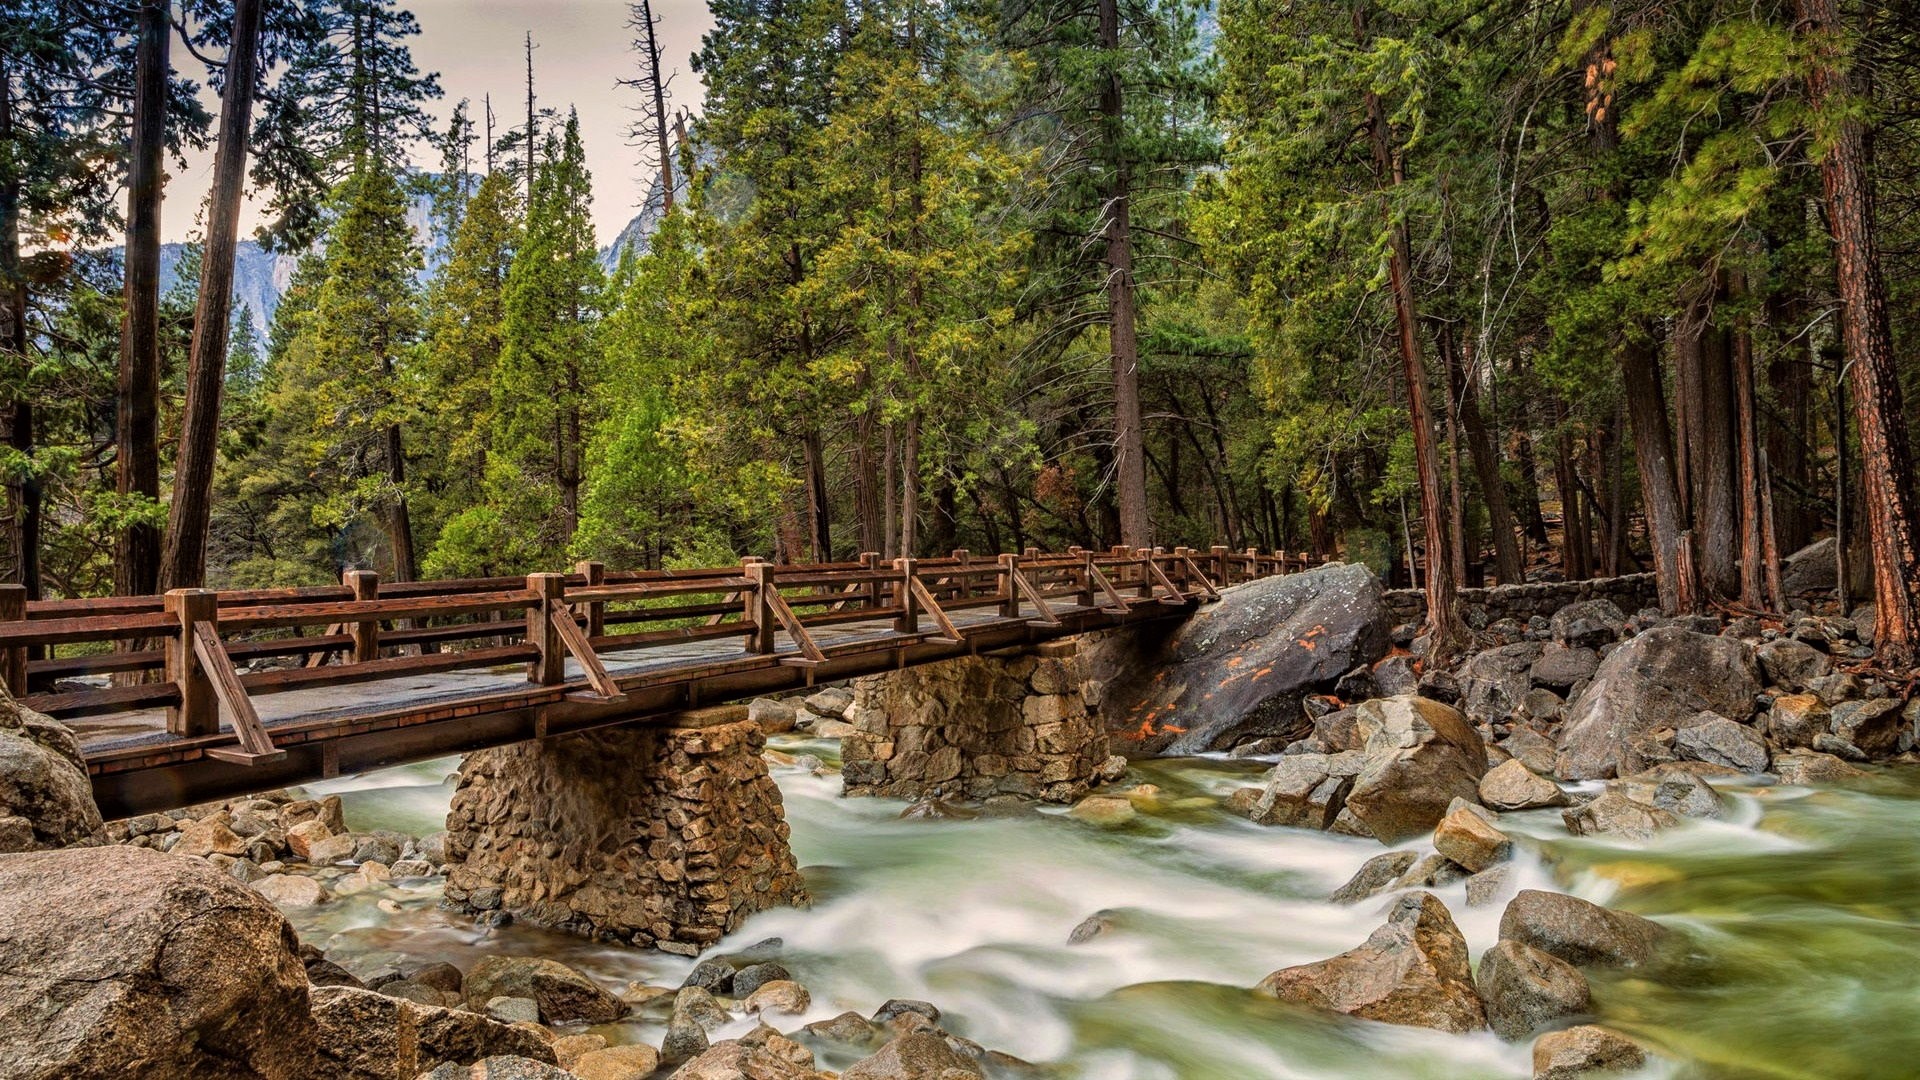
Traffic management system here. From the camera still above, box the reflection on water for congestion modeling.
[289,745,1920,1080]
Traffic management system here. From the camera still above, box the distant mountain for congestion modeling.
[599,162,687,271]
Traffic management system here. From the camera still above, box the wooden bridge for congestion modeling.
[0,546,1301,816]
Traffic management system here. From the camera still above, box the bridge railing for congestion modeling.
[0,544,1313,765]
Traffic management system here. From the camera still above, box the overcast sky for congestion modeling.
[163,0,716,246]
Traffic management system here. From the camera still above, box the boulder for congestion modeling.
[1500,727,1559,776]
[1780,536,1870,598]
[462,956,623,1024]
[0,693,101,851]
[1093,563,1391,753]
[1342,696,1488,843]
[804,686,854,719]
[1774,749,1867,785]
[571,1044,662,1080]
[840,1032,984,1079]
[1465,864,1515,908]
[1611,770,1724,819]
[743,980,809,1016]
[1562,790,1680,840]
[1672,716,1769,773]
[309,985,555,1079]
[1767,693,1831,748]
[1531,1025,1648,1080]
[1066,794,1136,826]
[1755,638,1832,692]
[422,1059,573,1080]
[1458,643,1544,725]
[730,961,791,998]
[747,698,797,735]
[668,1040,809,1080]
[1557,628,1761,779]
[1831,698,1905,757]
[0,846,314,1079]
[253,872,331,907]
[1499,890,1667,969]
[1550,601,1627,649]
[1528,644,1598,693]
[1475,939,1591,1041]
[804,1011,883,1046]
[1478,759,1570,811]
[1329,850,1420,904]
[1373,655,1420,697]
[1257,891,1485,1033]
[1226,754,1354,830]
[1432,800,1512,873]
[1391,853,1473,890]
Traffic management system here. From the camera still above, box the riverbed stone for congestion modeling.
[1612,769,1724,820]
[1475,939,1591,1041]
[1433,800,1512,872]
[462,956,623,1024]
[1458,643,1544,725]
[805,1011,884,1045]
[253,871,332,907]
[1478,759,1570,811]
[1090,563,1391,754]
[1672,715,1770,772]
[1329,850,1420,903]
[744,979,810,1016]
[1228,754,1353,829]
[1562,790,1680,839]
[1551,601,1627,649]
[1755,638,1831,692]
[1774,749,1867,784]
[310,985,555,1080]
[1832,698,1906,757]
[842,1031,985,1079]
[1531,1025,1648,1080]
[1499,890,1667,969]
[0,846,315,1079]
[444,714,807,952]
[570,1044,661,1080]
[1342,696,1488,843]
[0,692,102,851]
[1557,628,1761,779]
[1258,891,1485,1032]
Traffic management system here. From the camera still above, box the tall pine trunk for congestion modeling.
[0,65,39,597]
[1621,335,1698,612]
[115,0,168,598]
[1098,0,1149,549]
[163,0,263,590]
[1798,0,1920,663]
[1448,328,1523,583]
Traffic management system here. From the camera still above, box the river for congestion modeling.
[287,739,1920,1080]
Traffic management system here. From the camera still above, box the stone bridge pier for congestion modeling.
[441,707,807,954]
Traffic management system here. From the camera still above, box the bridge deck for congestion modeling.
[0,547,1297,816]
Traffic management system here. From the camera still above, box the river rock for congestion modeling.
[1672,715,1769,772]
[253,872,331,907]
[1432,800,1512,872]
[1500,726,1559,776]
[1755,638,1832,692]
[1562,790,1680,839]
[571,1044,661,1080]
[747,697,798,735]
[1531,1025,1648,1079]
[1458,643,1544,725]
[1611,769,1725,819]
[1093,563,1390,754]
[1774,749,1867,784]
[1475,939,1591,1041]
[1228,754,1354,829]
[1832,698,1905,757]
[1780,537,1871,598]
[1257,891,1485,1033]
[0,846,314,1079]
[1342,696,1488,843]
[1528,644,1598,693]
[743,979,810,1015]
[1767,693,1831,748]
[1465,863,1515,908]
[463,956,623,1024]
[0,693,101,851]
[805,1011,884,1045]
[1551,600,1627,649]
[1329,850,1420,903]
[309,984,555,1079]
[1478,759,1570,811]
[731,961,791,997]
[666,1040,806,1080]
[1558,628,1761,779]
[842,1031,984,1079]
[1066,794,1136,826]
[1391,852,1474,890]
[1499,890,1666,968]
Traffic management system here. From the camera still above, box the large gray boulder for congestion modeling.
[1780,537,1871,598]
[1257,891,1485,1033]
[1342,696,1488,843]
[1457,643,1544,725]
[309,985,556,1079]
[0,691,101,851]
[1092,563,1390,754]
[840,1032,984,1079]
[1557,628,1761,780]
[1499,890,1667,969]
[0,846,315,1079]
[1475,939,1591,1041]
[461,956,622,1025]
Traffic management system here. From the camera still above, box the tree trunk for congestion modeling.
[1449,328,1523,584]
[115,0,168,598]
[1731,279,1768,610]
[803,428,831,561]
[0,65,39,597]
[637,0,674,211]
[162,0,263,590]
[1798,0,1920,662]
[1682,283,1740,601]
[854,368,882,555]
[1765,291,1815,554]
[1620,334,1697,612]
[1098,0,1148,549]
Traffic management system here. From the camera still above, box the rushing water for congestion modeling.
[290,743,1920,1080]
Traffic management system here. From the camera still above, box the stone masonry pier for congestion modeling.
[442,707,807,953]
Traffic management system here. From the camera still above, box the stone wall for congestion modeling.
[1385,574,1659,627]
[443,709,807,954]
[842,641,1116,803]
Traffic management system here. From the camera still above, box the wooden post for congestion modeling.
[997,553,1021,618]
[1172,547,1192,592]
[345,569,379,662]
[893,557,919,634]
[1133,548,1156,598]
[1211,545,1229,586]
[861,551,882,612]
[574,560,606,637]
[1080,550,1098,608]
[526,572,565,685]
[165,588,218,736]
[0,585,24,698]
[743,559,776,654]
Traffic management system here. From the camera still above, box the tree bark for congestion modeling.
[1731,278,1768,610]
[1098,0,1149,549]
[162,0,263,590]
[1448,328,1524,584]
[1620,334,1698,612]
[1798,0,1920,662]
[0,64,39,597]
[115,0,168,598]
[636,0,673,211]
[1679,282,1740,601]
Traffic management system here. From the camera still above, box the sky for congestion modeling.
[162,0,716,247]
